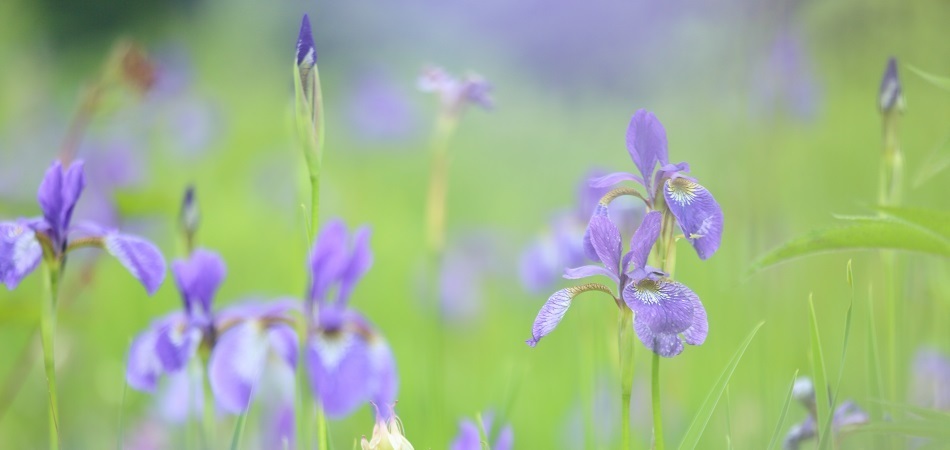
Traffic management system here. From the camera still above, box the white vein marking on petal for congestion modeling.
[12,228,40,272]
[666,178,700,206]
[232,321,268,382]
[312,331,355,372]
[633,279,670,305]
[105,235,140,279]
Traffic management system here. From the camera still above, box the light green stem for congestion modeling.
[652,352,665,450]
[618,308,635,450]
[879,111,902,407]
[316,401,329,449]
[41,263,61,450]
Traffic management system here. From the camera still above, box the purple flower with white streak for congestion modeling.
[0,159,165,292]
[590,109,723,260]
[418,66,493,117]
[450,412,513,450]
[126,249,298,421]
[305,220,398,419]
[783,377,868,450]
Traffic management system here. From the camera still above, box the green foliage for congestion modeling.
[906,64,950,93]
[766,369,800,450]
[808,295,831,449]
[676,322,764,450]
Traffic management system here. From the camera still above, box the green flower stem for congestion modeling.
[425,113,459,257]
[618,307,635,450]
[41,263,61,450]
[651,352,665,450]
[879,111,902,407]
[316,400,329,450]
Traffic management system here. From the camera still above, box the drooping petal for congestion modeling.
[267,323,299,369]
[625,110,668,190]
[563,264,616,282]
[682,292,708,346]
[0,221,43,290]
[156,367,203,424]
[104,233,167,295]
[623,278,698,357]
[627,211,662,271]
[172,249,226,322]
[126,328,163,392]
[209,321,270,413]
[585,213,622,276]
[663,177,723,260]
[527,288,573,347]
[306,329,374,418]
[588,172,644,189]
[310,219,350,302]
[494,424,514,450]
[582,205,607,261]
[338,226,373,304]
[154,320,201,372]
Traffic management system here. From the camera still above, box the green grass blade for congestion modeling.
[766,369,800,450]
[749,219,950,272]
[808,295,831,449]
[676,321,764,450]
[854,419,950,440]
[819,261,857,449]
[230,413,248,450]
[874,206,950,239]
[866,286,885,422]
[906,64,950,92]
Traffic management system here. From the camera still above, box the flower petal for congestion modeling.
[563,265,616,282]
[267,323,299,369]
[338,226,373,303]
[37,160,85,244]
[126,328,162,392]
[626,110,668,190]
[310,219,350,301]
[623,278,697,357]
[157,367,203,424]
[526,288,574,347]
[627,211,662,271]
[585,213,622,276]
[306,329,374,418]
[494,424,514,450]
[450,420,482,450]
[0,221,43,290]
[154,320,200,372]
[682,293,708,346]
[663,178,723,260]
[209,321,270,413]
[104,233,167,295]
[172,249,226,322]
[588,172,644,189]
[369,338,398,418]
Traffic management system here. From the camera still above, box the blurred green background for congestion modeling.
[1,0,949,448]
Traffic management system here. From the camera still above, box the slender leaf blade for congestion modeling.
[230,413,248,450]
[809,295,831,449]
[677,322,764,450]
[750,219,950,272]
[875,206,950,240]
[907,64,950,93]
[766,369,800,450]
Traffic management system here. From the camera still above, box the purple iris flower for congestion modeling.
[418,66,493,117]
[783,377,869,450]
[0,159,165,292]
[126,249,298,419]
[590,109,723,260]
[520,170,640,294]
[305,219,398,419]
[450,412,513,450]
[879,57,903,114]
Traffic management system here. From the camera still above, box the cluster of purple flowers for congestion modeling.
[783,377,868,450]
[527,109,722,357]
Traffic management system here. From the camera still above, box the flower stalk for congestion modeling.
[40,262,61,450]
[651,352,664,450]
[618,307,635,450]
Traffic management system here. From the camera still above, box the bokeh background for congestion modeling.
[1,0,949,448]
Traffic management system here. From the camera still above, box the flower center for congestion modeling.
[634,279,668,305]
[666,178,700,206]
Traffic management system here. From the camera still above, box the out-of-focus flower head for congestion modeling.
[0,160,165,292]
[910,348,950,410]
[361,405,414,450]
[438,231,504,324]
[783,376,869,450]
[305,219,398,419]
[450,411,513,450]
[345,70,418,143]
[751,29,821,120]
[418,65,493,118]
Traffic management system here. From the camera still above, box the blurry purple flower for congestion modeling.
[879,57,903,114]
[418,66,493,117]
[910,348,950,410]
[437,231,504,324]
[346,71,417,143]
[591,109,723,260]
[0,160,165,292]
[784,376,869,450]
[122,418,170,450]
[126,249,297,416]
[751,30,821,120]
[520,170,640,294]
[450,412,513,450]
[305,220,398,419]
